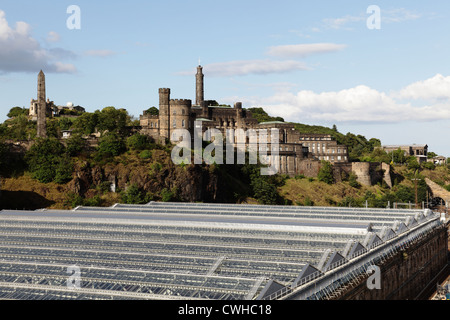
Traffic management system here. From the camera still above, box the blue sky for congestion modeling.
[0,0,449,156]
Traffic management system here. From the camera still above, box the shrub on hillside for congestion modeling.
[317,161,334,184]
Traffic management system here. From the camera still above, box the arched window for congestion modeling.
[182,120,185,127]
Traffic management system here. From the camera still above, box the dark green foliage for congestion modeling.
[66,134,87,157]
[54,154,74,184]
[160,187,177,202]
[393,185,415,203]
[407,157,420,170]
[145,107,159,116]
[246,107,284,123]
[241,162,287,205]
[72,112,99,135]
[97,107,129,134]
[303,196,314,206]
[121,184,150,204]
[58,118,73,131]
[2,115,35,141]
[348,172,360,188]
[96,132,126,158]
[26,138,71,183]
[46,119,60,138]
[250,176,279,205]
[361,148,391,163]
[391,148,408,164]
[339,196,362,207]
[65,193,102,208]
[139,150,152,159]
[65,193,85,208]
[317,161,334,184]
[7,107,28,118]
[421,161,435,170]
[427,152,437,159]
[126,133,153,151]
[0,141,26,177]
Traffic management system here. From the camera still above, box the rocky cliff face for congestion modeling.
[65,150,228,203]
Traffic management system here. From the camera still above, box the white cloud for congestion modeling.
[395,74,450,101]
[179,59,308,77]
[0,10,76,74]
[84,49,117,57]
[47,31,60,43]
[237,75,450,124]
[267,43,346,58]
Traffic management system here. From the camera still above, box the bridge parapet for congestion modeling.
[425,178,450,206]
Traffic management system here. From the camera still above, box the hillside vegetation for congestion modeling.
[1,106,449,210]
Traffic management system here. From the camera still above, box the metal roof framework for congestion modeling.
[0,203,441,300]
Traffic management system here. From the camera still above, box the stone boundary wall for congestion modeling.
[336,225,449,300]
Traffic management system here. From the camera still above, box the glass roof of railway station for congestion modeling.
[0,202,441,300]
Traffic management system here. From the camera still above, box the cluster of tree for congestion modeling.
[246,108,284,123]
[71,107,138,136]
[339,181,428,208]
[361,147,442,171]
[25,138,73,184]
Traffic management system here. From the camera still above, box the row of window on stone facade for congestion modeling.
[317,155,348,162]
[309,147,346,154]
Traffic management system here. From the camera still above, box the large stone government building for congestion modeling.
[140,65,349,176]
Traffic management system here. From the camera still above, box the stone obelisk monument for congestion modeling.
[196,65,204,106]
[37,70,47,138]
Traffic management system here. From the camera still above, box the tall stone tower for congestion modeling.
[196,65,204,106]
[158,88,171,143]
[36,70,47,138]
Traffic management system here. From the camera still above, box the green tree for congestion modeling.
[97,107,129,134]
[427,152,437,159]
[58,117,73,131]
[5,114,34,140]
[72,112,99,135]
[96,132,126,158]
[7,107,28,118]
[407,157,420,171]
[145,107,159,116]
[126,133,152,151]
[393,185,415,203]
[121,184,148,204]
[251,176,279,205]
[348,172,360,188]
[247,107,284,123]
[391,148,407,164]
[25,138,68,183]
[317,161,334,184]
[66,134,87,157]
[160,188,177,202]
[54,154,74,184]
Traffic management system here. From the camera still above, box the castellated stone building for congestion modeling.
[140,65,349,176]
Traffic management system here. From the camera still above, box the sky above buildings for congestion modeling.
[0,0,449,156]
